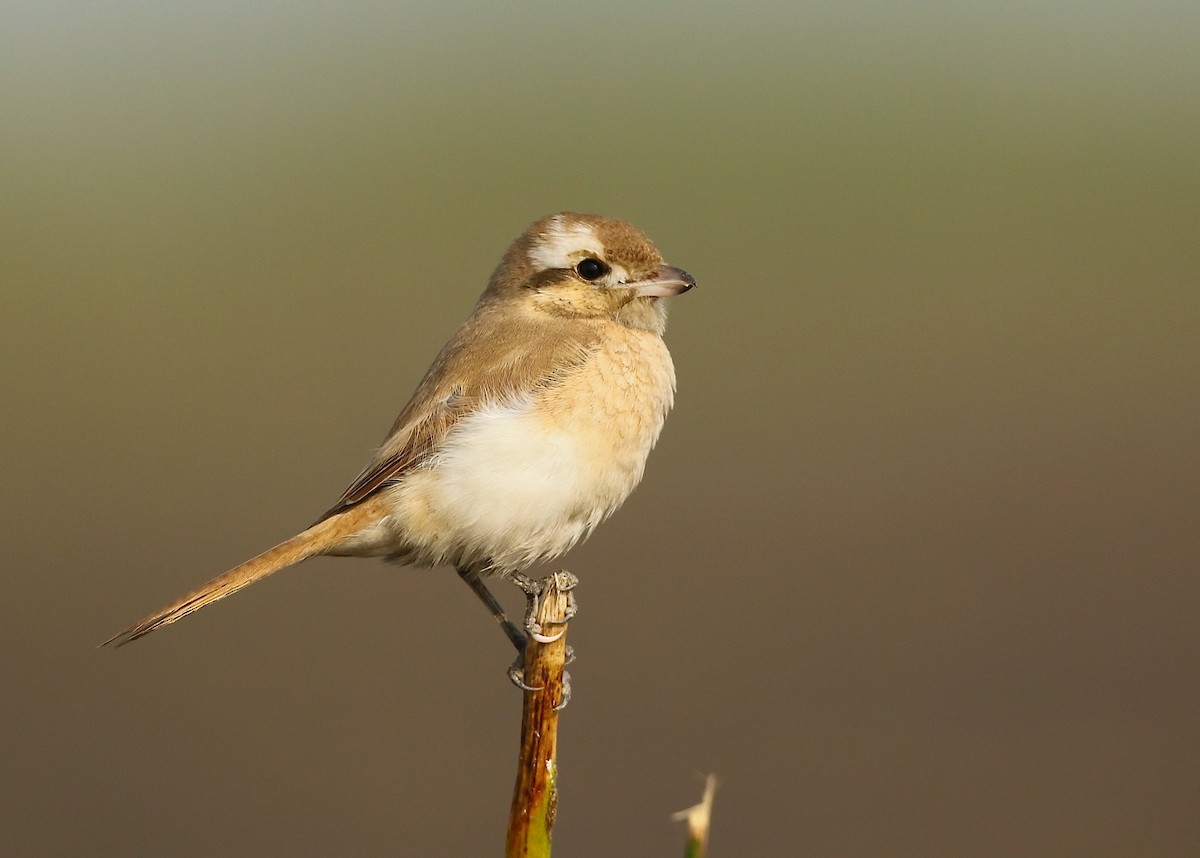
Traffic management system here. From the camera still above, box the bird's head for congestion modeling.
[486,212,695,332]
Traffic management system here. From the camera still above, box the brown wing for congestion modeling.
[317,305,601,522]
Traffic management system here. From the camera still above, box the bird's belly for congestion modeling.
[385,348,672,571]
[381,397,635,570]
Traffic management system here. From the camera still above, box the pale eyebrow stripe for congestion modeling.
[528,218,603,271]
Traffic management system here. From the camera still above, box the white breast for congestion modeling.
[438,396,596,545]
[362,334,676,573]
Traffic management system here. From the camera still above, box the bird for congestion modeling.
[104,212,695,659]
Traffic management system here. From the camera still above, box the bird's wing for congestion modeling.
[318,308,600,521]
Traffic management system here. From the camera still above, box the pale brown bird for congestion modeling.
[105,212,694,660]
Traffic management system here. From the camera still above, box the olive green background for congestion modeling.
[3,2,1197,855]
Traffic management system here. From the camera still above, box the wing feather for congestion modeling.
[318,306,600,521]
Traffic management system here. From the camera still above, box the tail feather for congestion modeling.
[103,499,385,646]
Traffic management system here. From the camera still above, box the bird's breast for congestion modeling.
[382,331,676,571]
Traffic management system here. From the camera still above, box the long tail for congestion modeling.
[103,498,387,647]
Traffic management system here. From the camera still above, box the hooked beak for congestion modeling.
[632,265,697,298]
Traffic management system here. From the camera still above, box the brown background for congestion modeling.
[2,2,1197,855]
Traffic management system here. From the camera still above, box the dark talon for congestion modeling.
[508,656,542,692]
[555,671,572,710]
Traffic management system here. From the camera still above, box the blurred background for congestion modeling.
[2,1,1197,855]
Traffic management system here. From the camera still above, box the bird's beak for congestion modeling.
[632,265,697,298]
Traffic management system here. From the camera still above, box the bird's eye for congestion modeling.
[576,258,608,281]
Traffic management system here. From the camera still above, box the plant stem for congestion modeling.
[673,774,718,858]
[505,571,576,858]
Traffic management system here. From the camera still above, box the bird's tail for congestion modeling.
[102,498,386,646]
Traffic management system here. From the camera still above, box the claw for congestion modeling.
[554,671,572,710]
[508,657,542,692]
[530,628,564,644]
[513,676,543,693]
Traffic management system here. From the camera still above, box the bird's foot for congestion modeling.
[506,645,576,694]
[510,570,578,639]
[507,653,540,691]
[505,571,578,707]
[556,670,572,711]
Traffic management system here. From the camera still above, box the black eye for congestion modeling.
[576,258,608,281]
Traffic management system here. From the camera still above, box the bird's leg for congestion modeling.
[456,566,578,696]
[456,566,543,691]
[456,566,526,652]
